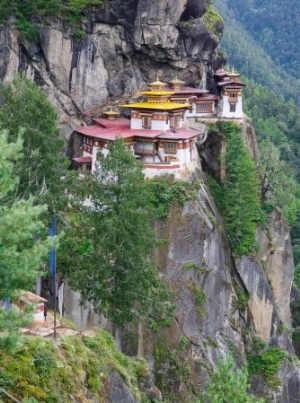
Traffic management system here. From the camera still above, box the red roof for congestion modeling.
[75,125,134,140]
[195,94,219,101]
[93,117,130,128]
[158,128,199,140]
[218,80,245,87]
[75,124,201,142]
[19,290,47,304]
[214,68,229,77]
[169,86,209,95]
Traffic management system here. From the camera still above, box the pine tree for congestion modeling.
[59,139,174,328]
[197,355,265,403]
[0,75,69,203]
[0,129,49,351]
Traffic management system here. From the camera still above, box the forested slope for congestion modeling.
[214,0,300,104]
[229,0,300,79]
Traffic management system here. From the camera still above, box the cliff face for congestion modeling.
[149,163,299,403]
[0,0,223,139]
[1,2,299,402]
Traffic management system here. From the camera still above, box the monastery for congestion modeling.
[73,69,245,178]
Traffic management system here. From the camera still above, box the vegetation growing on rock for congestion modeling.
[0,331,149,403]
[208,122,261,256]
[247,338,286,388]
[196,354,266,403]
[146,175,201,219]
[0,0,106,39]
[202,4,224,40]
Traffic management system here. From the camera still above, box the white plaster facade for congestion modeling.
[220,94,243,119]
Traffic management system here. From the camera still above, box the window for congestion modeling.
[164,142,177,154]
[170,115,180,128]
[230,103,236,112]
[228,92,238,104]
[229,92,237,98]
[196,103,213,113]
[142,116,151,129]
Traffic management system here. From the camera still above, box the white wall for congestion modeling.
[131,117,169,131]
[221,95,243,119]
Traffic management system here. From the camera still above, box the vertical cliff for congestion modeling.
[147,158,299,403]
[1,1,299,402]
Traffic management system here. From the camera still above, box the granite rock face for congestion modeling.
[149,167,299,403]
[0,0,223,139]
[1,2,299,402]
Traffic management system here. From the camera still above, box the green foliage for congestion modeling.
[191,283,207,317]
[196,354,265,403]
[290,297,300,328]
[248,338,285,387]
[0,129,49,352]
[202,4,224,40]
[0,331,149,402]
[0,75,69,205]
[214,0,300,103]
[224,0,300,80]
[59,139,174,328]
[208,122,261,256]
[182,262,206,272]
[293,264,300,290]
[146,175,200,219]
[232,281,250,310]
[0,0,106,35]
[15,20,41,42]
[154,337,192,401]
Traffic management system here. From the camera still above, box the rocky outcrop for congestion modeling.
[0,0,224,140]
[148,165,299,403]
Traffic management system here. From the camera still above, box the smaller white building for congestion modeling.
[215,69,246,119]
[12,291,47,324]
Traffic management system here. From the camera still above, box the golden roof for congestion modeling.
[104,110,119,115]
[227,71,241,78]
[141,90,175,96]
[120,101,190,110]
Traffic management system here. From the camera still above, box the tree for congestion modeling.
[0,75,69,203]
[210,123,261,256]
[196,354,265,403]
[59,139,174,330]
[0,129,49,351]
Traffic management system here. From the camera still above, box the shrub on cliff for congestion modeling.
[196,354,266,403]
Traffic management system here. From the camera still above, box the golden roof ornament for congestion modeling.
[104,107,119,120]
[148,74,167,91]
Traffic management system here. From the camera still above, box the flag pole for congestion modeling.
[50,215,57,340]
